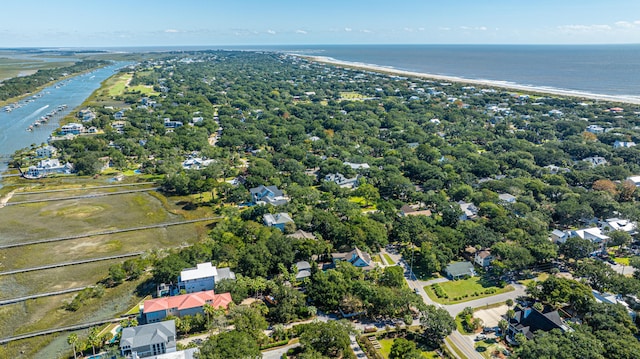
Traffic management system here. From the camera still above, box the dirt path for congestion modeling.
[0,189,16,208]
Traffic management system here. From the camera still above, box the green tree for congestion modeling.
[389,338,422,359]
[67,333,78,359]
[198,330,261,359]
[299,320,353,358]
[379,266,405,288]
[420,305,455,346]
[231,305,268,342]
[608,230,632,248]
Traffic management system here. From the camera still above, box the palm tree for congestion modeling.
[67,333,78,359]
[203,303,216,330]
[87,327,101,356]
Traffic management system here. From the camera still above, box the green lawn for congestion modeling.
[383,253,396,265]
[518,272,549,287]
[614,257,630,266]
[425,276,514,305]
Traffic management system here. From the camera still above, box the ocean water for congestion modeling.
[272,44,640,98]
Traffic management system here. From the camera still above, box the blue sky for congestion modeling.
[1,0,640,47]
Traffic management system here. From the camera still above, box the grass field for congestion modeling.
[383,253,396,265]
[474,338,509,359]
[0,57,74,82]
[425,277,514,305]
[339,91,369,101]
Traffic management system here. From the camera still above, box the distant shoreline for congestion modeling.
[298,55,640,105]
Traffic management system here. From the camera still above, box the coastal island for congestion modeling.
[1,50,640,359]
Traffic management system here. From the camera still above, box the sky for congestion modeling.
[1,0,640,47]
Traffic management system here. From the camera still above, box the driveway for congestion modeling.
[473,304,508,328]
[262,343,300,359]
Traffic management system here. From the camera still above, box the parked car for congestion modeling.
[475,334,487,341]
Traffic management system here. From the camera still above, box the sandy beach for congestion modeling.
[299,55,640,105]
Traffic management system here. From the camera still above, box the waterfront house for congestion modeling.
[176,262,235,294]
[140,291,232,324]
[59,123,84,135]
[35,145,57,158]
[25,159,73,179]
[120,320,177,358]
[263,212,294,231]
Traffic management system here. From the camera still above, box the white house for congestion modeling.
[324,173,360,189]
[600,218,637,235]
[586,125,604,134]
[498,193,517,204]
[627,175,640,187]
[25,159,73,179]
[474,250,493,268]
[343,162,370,170]
[35,145,57,158]
[571,227,609,244]
[459,201,478,220]
[177,262,235,294]
[263,212,294,231]
[613,140,636,149]
[582,156,608,167]
[550,229,570,244]
[59,123,85,135]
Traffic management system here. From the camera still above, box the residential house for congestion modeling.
[286,229,317,240]
[474,250,493,268]
[459,201,478,220]
[592,290,636,320]
[114,109,127,120]
[140,291,232,324]
[77,108,96,122]
[582,156,608,167]
[498,193,517,204]
[163,118,183,128]
[550,229,570,244]
[150,348,198,359]
[120,320,177,358]
[176,262,235,294]
[249,185,288,206]
[613,140,636,149]
[112,121,127,134]
[571,227,609,244]
[263,212,294,231]
[544,165,570,175]
[600,218,637,235]
[444,261,476,279]
[627,175,640,187]
[181,157,215,170]
[507,306,570,342]
[324,173,360,189]
[35,145,57,158]
[59,123,84,135]
[294,261,312,280]
[586,125,604,134]
[25,159,73,179]
[343,162,370,171]
[331,247,375,271]
[399,204,432,217]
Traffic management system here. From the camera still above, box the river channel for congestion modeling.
[0,62,127,177]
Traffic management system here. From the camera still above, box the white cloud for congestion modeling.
[418,27,425,32]
[267,29,276,35]
[360,29,372,33]
[295,29,307,34]
[164,29,180,33]
[404,27,413,32]
[344,27,352,32]
[615,20,640,29]
[558,24,612,32]
[460,26,487,31]
[438,27,451,31]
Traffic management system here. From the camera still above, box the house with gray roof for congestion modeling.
[250,185,288,206]
[444,261,476,279]
[263,212,294,231]
[120,320,177,358]
[508,306,570,342]
[294,261,312,280]
[324,173,361,189]
[331,247,375,271]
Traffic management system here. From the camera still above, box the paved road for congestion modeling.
[262,343,300,359]
[449,330,483,359]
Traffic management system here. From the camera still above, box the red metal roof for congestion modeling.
[143,290,232,313]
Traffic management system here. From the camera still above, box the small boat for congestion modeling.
[27,126,33,131]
